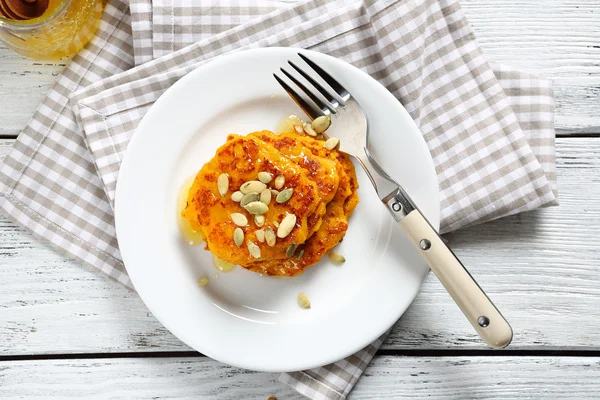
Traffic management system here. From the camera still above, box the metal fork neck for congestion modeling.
[353,153,415,222]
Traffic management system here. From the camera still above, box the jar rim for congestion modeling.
[0,0,71,30]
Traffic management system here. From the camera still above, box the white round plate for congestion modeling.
[115,47,440,372]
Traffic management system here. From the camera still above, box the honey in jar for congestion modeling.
[0,0,104,60]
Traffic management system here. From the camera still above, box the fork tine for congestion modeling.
[280,68,333,115]
[288,60,341,109]
[273,73,323,120]
[298,53,350,101]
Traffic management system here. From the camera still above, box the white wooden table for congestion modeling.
[1,1,599,398]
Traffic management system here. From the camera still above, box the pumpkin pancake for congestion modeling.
[248,130,340,236]
[247,140,359,276]
[180,129,359,277]
[182,134,322,266]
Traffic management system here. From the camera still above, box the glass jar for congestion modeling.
[0,0,104,60]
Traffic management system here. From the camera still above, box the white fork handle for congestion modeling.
[399,209,513,348]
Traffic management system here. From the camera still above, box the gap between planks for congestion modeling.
[1,130,600,140]
[3,348,600,363]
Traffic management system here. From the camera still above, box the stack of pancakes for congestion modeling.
[182,130,359,276]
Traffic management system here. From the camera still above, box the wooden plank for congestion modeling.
[0,0,599,136]
[1,356,599,399]
[0,44,66,137]
[1,136,600,354]
[0,357,300,400]
[461,0,600,132]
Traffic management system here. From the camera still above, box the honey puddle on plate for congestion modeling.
[178,177,236,274]
[212,254,236,273]
[275,114,306,134]
[177,176,206,246]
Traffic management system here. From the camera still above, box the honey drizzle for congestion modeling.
[177,176,206,246]
[212,254,236,273]
[275,114,306,135]
[178,177,236,273]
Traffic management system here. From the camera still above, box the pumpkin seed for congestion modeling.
[247,242,261,259]
[297,292,311,309]
[240,192,259,207]
[230,213,248,227]
[311,115,331,134]
[277,214,296,238]
[274,221,280,228]
[254,215,265,227]
[260,189,272,205]
[274,175,285,189]
[217,173,229,196]
[258,171,273,184]
[297,249,305,260]
[255,229,265,243]
[244,201,269,215]
[324,137,340,150]
[240,180,267,194]
[233,228,244,247]
[293,124,304,134]
[276,188,293,203]
[231,191,244,202]
[328,252,346,264]
[271,189,280,197]
[265,227,276,247]
[286,243,297,258]
[303,123,317,137]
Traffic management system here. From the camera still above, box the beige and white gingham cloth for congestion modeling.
[0,0,558,399]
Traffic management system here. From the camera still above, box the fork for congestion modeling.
[274,53,513,349]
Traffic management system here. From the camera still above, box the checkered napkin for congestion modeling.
[0,0,558,399]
